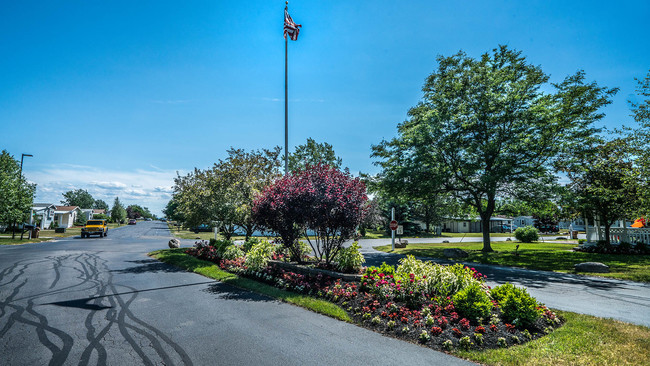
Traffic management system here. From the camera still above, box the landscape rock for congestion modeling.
[574,262,610,273]
[168,238,181,249]
[443,248,469,259]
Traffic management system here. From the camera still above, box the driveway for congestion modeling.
[0,222,474,366]
[353,237,650,327]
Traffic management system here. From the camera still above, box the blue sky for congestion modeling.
[1,0,648,216]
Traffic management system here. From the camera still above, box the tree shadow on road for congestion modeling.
[111,259,187,274]
[203,282,275,303]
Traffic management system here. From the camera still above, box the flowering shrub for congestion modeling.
[430,326,443,336]
[459,318,471,330]
[333,242,365,273]
[474,325,486,334]
[253,164,367,264]
[452,328,463,337]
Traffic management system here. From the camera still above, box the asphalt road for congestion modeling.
[354,238,650,327]
[0,222,474,366]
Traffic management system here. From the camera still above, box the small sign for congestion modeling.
[396,225,403,235]
[389,220,398,231]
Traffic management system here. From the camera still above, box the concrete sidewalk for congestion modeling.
[353,237,650,328]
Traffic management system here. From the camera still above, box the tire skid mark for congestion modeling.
[25,299,74,366]
[79,253,113,366]
[0,279,27,336]
[1,251,194,365]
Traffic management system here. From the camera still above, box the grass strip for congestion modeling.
[375,241,650,283]
[0,237,52,245]
[149,248,350,322]
[455,310,650,366]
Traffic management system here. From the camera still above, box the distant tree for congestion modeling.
[559,139,639,244]
[93,213,110,220]
[288,138,343,173]
[371,45,617,252]
[111,197,126,224]
[172,147,283,240]
[75,211,87,226]
[126,205,152,219]
[628,69,650,216]
[93,199,109,211]
[163,197,184,223]
[0,150,36,239]
[227,147,283,240]
[61,189,95,209]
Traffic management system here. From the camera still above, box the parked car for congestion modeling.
[81,220,108,238]
[128,219,137,225]
[501,224,518,233]
[191,224,212,233]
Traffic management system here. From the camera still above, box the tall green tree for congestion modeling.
[559,139,639,244]
[372,46,617,251]
[288,138,343,173]
[93,199,109,211]
[163,197,184,222]
[0,150,36,238]
[111,197,126,224]
[126,205,152,219]
[61,189,95,208]
[628,69,650,216]
[172,147,282,240]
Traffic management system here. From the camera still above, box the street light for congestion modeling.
[20,153,33,177]
[14,153,33,240]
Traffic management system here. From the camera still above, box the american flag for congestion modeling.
[284,7,301,41]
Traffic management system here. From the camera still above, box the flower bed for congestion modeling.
[185,240,562,352]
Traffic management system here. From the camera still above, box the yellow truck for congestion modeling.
[81,219,108,238]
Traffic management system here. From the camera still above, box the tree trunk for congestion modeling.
[480,198,496,252]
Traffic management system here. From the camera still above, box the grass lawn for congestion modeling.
[362,229,544,240]
[456,310,650,366]
[375,241,650,282]
[0,223,124,245]
[149,248,350,322]
[150,249,650,365]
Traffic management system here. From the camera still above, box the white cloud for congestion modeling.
[27,164,184,216]
[90,181,128,189]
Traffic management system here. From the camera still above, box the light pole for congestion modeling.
[14,153,33,239]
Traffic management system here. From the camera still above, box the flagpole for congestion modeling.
[284,2,289,175]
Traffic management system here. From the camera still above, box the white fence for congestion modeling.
[604,228,650,245]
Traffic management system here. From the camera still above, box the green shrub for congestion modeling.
[418,330,430,343]
[244,240,275,271]
[474,333,484,346]
[243,237,262,253]
[459,336,472,350]
[490,282,516,303]
[514,225,539,243]
[395,256,482,299]
[365,262,395,277]
[452,282,493,322]
[222,245,245,260]
[209,239,235,257]
[491,283,542,327]
[334,242,365,273]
